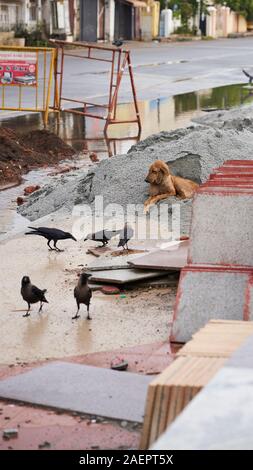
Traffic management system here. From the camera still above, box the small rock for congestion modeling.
[24,185,40,195]
[38,441,51,449]
[89,152,99,163]
[111,357,128,371]
[101,286,120,295]
[16,196,25,206]
[120,421,128,428]
[3,429,18,440]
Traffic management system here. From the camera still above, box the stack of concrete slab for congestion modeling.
[171,160,253,343]
[140,320,253,449]
[151,332,253,450]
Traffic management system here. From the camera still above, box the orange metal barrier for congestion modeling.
[50,40,142,138]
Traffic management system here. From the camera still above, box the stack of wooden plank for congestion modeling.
[140,319,253,450]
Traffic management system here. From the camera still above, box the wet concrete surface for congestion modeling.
[0,214,177,365]
[0,401,141,450]
[0,341,176,450]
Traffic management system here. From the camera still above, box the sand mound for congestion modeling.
[18,118,253,234]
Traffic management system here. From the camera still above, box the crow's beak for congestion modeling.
[72,235,77,241]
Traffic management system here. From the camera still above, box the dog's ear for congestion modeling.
[159,163,170,175]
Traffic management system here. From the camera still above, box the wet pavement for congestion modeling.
[0,341,177,450]
[0,83,251,364]
[0,210,177,365]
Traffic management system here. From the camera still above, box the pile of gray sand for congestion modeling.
[18,112,253,234]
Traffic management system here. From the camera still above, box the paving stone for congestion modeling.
[0,362,152,423]
[89,268,168,285]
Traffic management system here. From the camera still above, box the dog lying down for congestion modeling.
[144,160,199,212]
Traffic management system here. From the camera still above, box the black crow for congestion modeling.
[21,276,48,317]
[112,39,124,47]
[73,272,92,320]
[84,229,119,247]
[25,226,77,251]
[242,69,253,84]
[117,223,134,250]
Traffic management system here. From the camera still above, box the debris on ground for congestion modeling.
[2,428,18,440]
[16,196,26,206]
[38,440,51,449]
[89,152,99,163]
[101,286,121,295]
[0,127,75,187]
[86,246,111,257]
[111,357,129,371]
[24,185,41,195]
[111,249,147,257]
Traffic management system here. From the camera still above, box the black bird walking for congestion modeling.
[112,39,124,47]
[242,69,253,84]
[73,272,92,320]
[84,229,119,247]
[25,226,77,251]
[118,223,134,250]
[21,276,48,317]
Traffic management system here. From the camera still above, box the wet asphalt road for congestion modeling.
[1,37,253,119]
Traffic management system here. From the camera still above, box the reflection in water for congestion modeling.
[23,314,49,348]
[1,83,252,159]
[76,319,94,351]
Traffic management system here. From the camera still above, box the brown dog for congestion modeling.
[144,160,199,212]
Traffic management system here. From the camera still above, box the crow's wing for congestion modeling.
[104,229,120,240]
[32,285,46,297]
[87,287,92,302]
[30,227,67,239]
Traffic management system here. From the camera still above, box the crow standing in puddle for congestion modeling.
[25,226,77,251]
[21,276,48,317]
[73,272,92,320]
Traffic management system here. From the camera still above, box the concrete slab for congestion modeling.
[128,241,188,271]
[0,362,152,423]
[152,366,253,450]
[189,191,253,266]
[171,266,252,343]
[89,269,168,285]
[152,335,253,449]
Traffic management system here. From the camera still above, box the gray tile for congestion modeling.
[128,241,188,271]
[89,268,168,284]
[0,362,152,423]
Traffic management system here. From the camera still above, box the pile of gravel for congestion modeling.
[18,115,253,234]
[192,103,253,129]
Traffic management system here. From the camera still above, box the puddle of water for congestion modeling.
[0,83,252,158]
[0,83,252,240]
